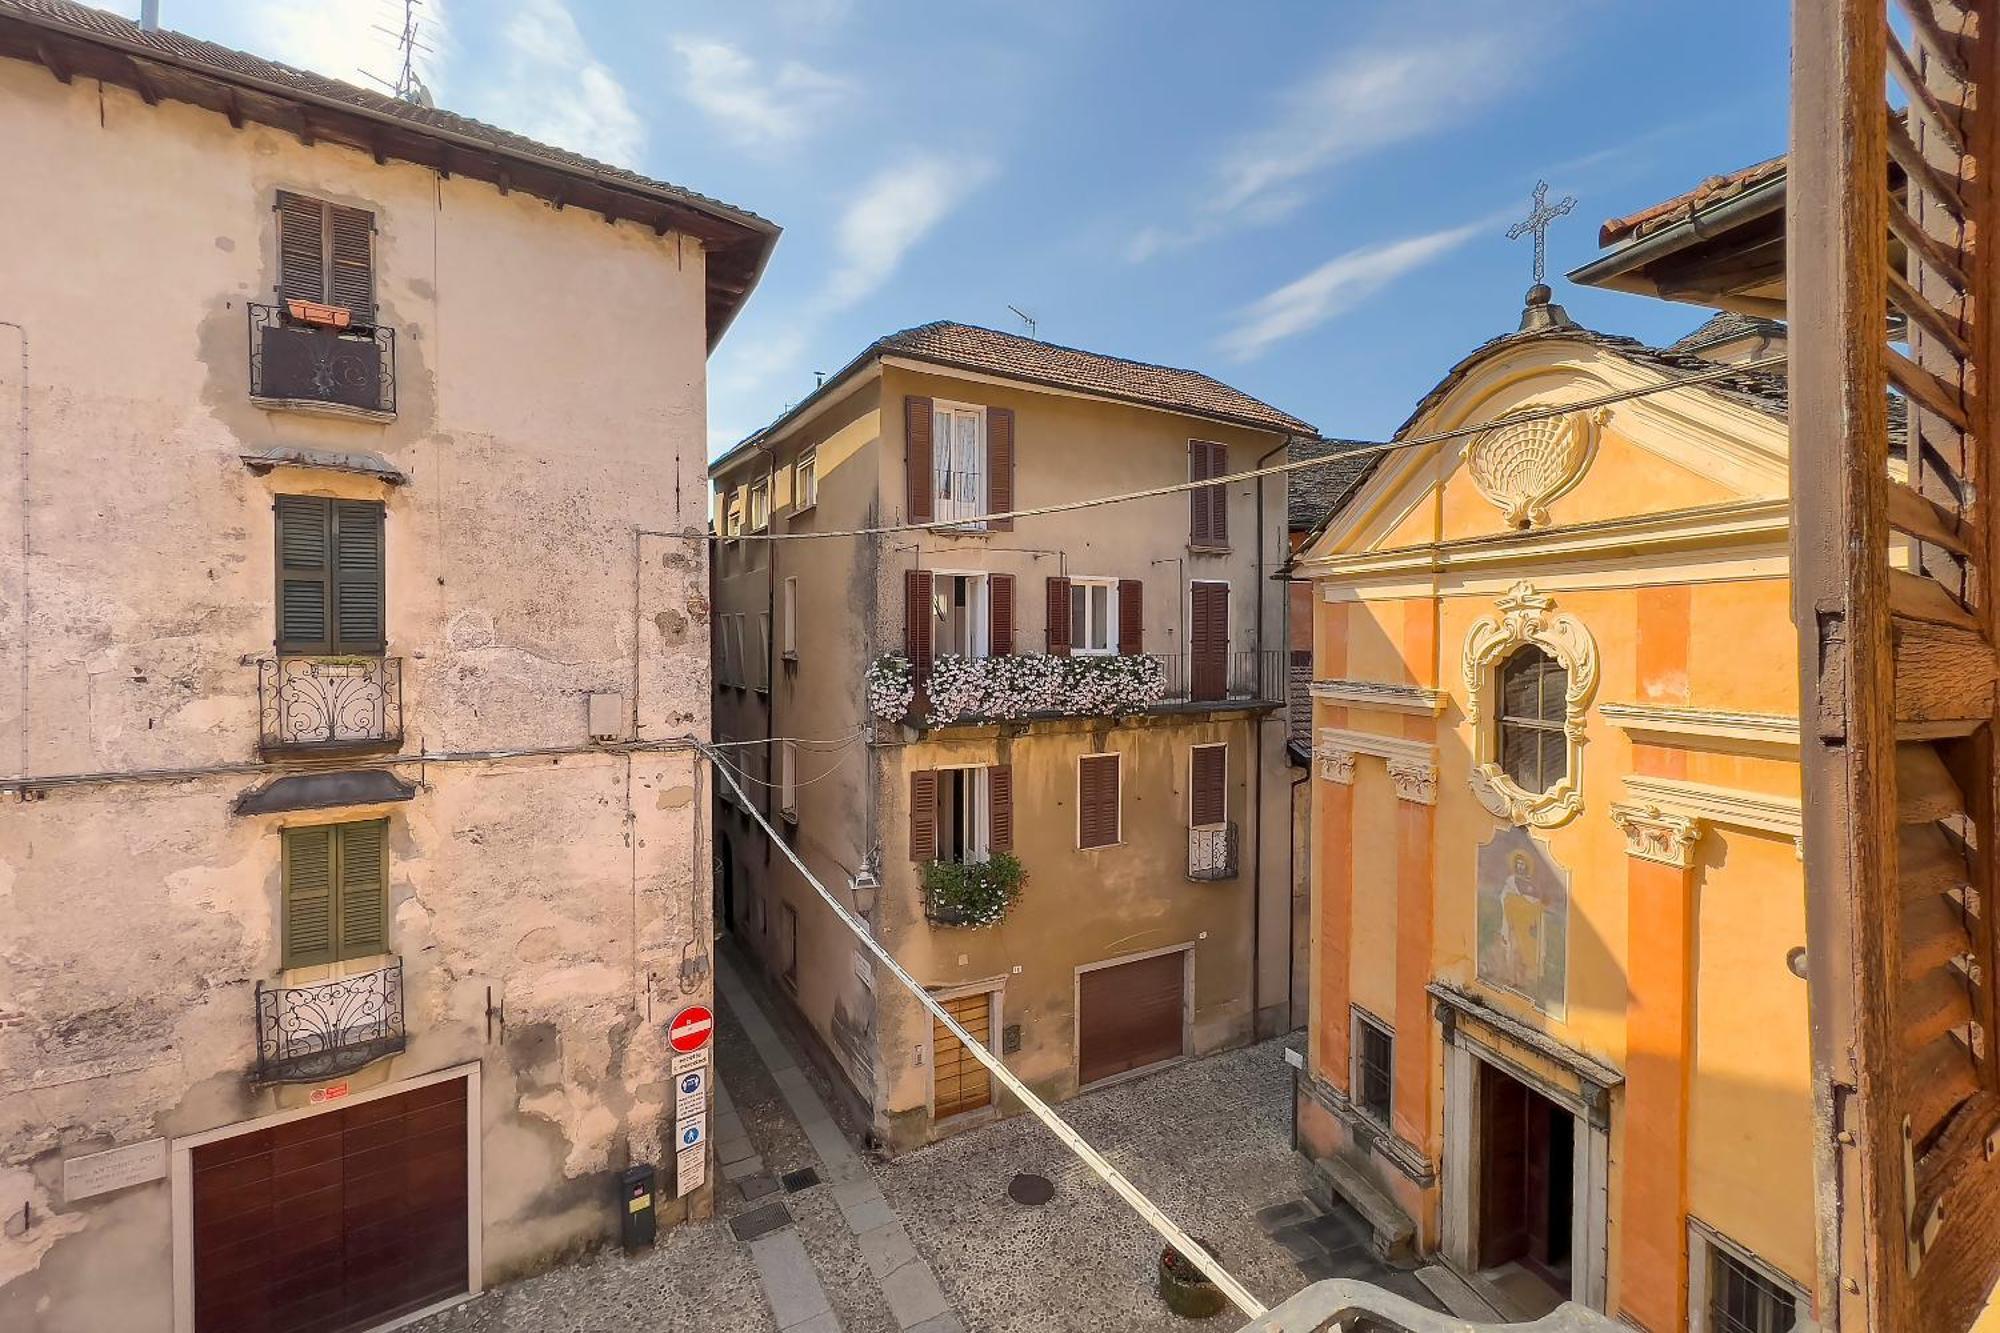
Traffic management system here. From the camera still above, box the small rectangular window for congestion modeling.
[794,451,818,511]
[783,578,799,658]
[1067,578,1118,656]
[780,741,798,819]
[276,191,376,323]
[748,479,771,532]
[1353,1010,1393,1125]
[282,820,388,969]
[755,613,772,692]
[275,495,385,655]
[1695,1227,1804,1333]
[932,404,987,527]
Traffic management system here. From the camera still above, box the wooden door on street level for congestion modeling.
[932,991,995,1120]
[191,1077,469,1333]
[1190,583,1229,702]
[1077,951,1187,1087]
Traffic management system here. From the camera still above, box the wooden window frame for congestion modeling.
[930,763,992,865]
[1188,438,1231,550]
[1351,1007,1394,1129]
[1496,645,1569,796]
[930,569,992,659]
[1192,740,1224,824]
[931,399,988,530]
[1067,576,1120,657]
[782,577,799,660]
[1687,1217,1816,1333]
[793,450,817,512]
[1076,751,1122,850]
[747,478,771,533]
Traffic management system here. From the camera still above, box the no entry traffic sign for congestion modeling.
[667,1004,714,1054]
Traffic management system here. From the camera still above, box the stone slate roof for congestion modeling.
[1287,437,1375,534]
[0,0,771,232]
[1665,311,1787,357]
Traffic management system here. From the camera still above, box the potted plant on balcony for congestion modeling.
[865,653,915,721]
[921,852,1023,927]
[1158,1238,1227,1319]
[286,299,354,329]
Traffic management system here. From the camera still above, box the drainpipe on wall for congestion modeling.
[757,443,779,833]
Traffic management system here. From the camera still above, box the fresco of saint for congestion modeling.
[1476,827,1569,1017]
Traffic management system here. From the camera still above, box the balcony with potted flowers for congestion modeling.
[248,298,397,421]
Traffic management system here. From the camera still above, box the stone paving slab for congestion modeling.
[749,1229,835,1330]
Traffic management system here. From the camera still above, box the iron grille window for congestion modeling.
[1354,1012,1393,1124]
[1498,646,1568,793]
[1708,1247,1798,1333]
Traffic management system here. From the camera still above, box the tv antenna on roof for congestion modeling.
[360,0,435,106]
[1007,305,1038,340]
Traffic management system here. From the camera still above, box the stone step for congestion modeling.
[1416,1264,1503,1322]
[1309,1153,1416,1261]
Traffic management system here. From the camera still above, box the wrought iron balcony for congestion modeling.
[1187,823,1238,881]
[248,303,397,417]
[254,958,406,1084]
[1150,650,1290,707]
[257,655,403,757]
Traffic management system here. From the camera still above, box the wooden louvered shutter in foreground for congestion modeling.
[905,569,934,678]
[906,397,934,523]
[332,501,385,653]
[276,495,333,654]
[987,407,1015,530]
[1046,577,1072,656]
[328,204,376,323]
[989,765,1013,852]
[335,820,387,959]
[990,574,1014,655]
[910,770,939,861]
[276,191,327,305]
[1078,754,1120,849]
[282,825,337,968]
[1191,745,1226,827]
[1118,579,1144,655]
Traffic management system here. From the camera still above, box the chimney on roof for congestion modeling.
[141,0,160,30]
[1518,283,1577,333]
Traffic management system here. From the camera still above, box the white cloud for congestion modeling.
[1217,220,1486,362]
[251,0,448,95]
[825,155,994,310]
[491,0,645,168]
[1132,29,1526,260]
[671,37,850,149]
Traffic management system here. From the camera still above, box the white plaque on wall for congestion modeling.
[62,1139,167,1202]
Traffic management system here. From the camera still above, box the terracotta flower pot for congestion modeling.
[286,299,353,329]
[1159,1238,1227,1320]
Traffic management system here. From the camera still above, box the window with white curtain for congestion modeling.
[1068,578,1118,655]
[933,404,986,527]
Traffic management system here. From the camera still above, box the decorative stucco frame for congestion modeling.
[1462,582,1600,828]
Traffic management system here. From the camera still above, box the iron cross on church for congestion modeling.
[1507,180,1577,286]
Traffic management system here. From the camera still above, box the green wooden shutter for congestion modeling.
[327,204,376,323]
[276,192,328,304]
[331,501,385,653]
[275,495,332,653]
[282,825,337,968]
[334,821,387,960]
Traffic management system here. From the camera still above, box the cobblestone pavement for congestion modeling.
[415,948,1429,1332]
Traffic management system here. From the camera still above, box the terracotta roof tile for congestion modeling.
[1597,154,1785,247]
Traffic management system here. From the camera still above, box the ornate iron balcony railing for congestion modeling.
[257,655,403,757]
[254,958,406,1084]
[1187,822,1238,881]
[248,303,397,416]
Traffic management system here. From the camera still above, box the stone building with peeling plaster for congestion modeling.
[0,5,776,1332]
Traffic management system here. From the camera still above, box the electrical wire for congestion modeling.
[718,353,1789,542]
[688,735,1271,1320]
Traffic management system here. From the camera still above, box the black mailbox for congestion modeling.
[621,1163,657,1251]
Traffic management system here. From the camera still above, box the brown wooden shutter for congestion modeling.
[282,825,337,968]
[1046,576,1072,656]
[905,396,934,523]
[989,764,1013,852]
[328,204,376,323]
[910,770,939,861]
[1209,442,1230,546]
[335,820,387,959]
[1189,442,1211,545]
[331,500,385,654]
[987,407,1014,530]
[905,569,934,678]
[1191,746,1226,827]
[276,191,327,304]
[1117,579,1144,655]
[1078,754,1120,849]
[275,495,332,654]
[990,574,1014,655]
[1190,582,1230,701]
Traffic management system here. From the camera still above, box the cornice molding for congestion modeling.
[1309,679,1447,715]
[1598,701,1799,751]
[1620,775,1803,856]
[1316,727,1438,804]
[1607,802,1704,868]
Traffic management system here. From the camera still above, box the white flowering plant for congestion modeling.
[922,852,1024,927]
[925,653,1167,726]
[865,653,915,721]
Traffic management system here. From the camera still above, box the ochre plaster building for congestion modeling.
[710,323,1308,1151]
[1293,293,1814,1331]
[0,6,774,1331]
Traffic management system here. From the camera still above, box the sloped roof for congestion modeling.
[0,0,778,343]
[1287,437,1375,534]
[1665,311,1787,356]
[1597,155,1786,247]
[720,322,1316,470]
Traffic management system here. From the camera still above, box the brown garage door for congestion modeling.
[192,1077,469,1333]
[1078,951,1186,1087]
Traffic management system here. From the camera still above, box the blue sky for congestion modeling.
[113,1,1789,450]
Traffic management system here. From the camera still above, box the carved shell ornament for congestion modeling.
[1464,406,1608,529]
